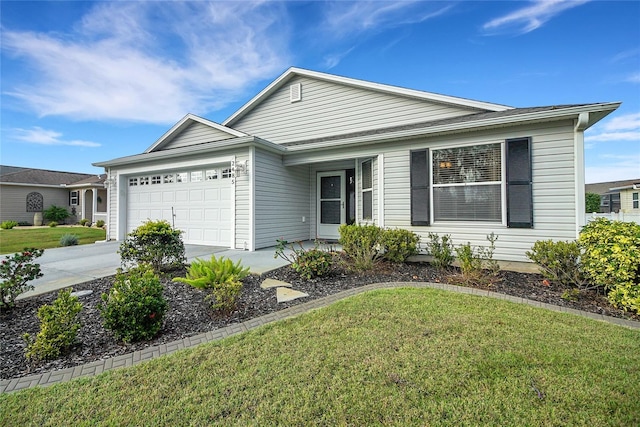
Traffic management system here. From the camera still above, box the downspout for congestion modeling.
[574,112,590,236]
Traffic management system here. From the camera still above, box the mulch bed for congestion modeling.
[1,260,637,380]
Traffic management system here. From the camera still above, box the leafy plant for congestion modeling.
[0,248,44,310]
[455,234,501,285]
[23,289,82,362]
[48,221,58,228]
[274,240,333,279]
[1,220,18,230]
[59,234,79,247]
[585,192,601,213]
[381,228,420,263]
[119,220,185,272]
[579,218,640,313]
[339,224,384,271]
[79,219,90,226]
[96,220,105,228]
[43,205,70,224]
[526,240,589,289]
[99,266,168,342]
[561,289,580,302]
[424,233,455,270]
[173,255,249,314]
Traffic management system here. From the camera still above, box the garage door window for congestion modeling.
[129,178,138,186]
[206,169,218,180]
[140,177,150,185]
[151,175,161,184]
[191,171,203,182]
[176,172,188,183]
[222,168,232,179]
[163,174,174,184]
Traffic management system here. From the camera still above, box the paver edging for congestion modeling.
[2,281,638,393]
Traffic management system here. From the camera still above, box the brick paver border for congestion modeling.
[2,282,638,393]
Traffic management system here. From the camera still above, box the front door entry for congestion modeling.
[317,171,346,240]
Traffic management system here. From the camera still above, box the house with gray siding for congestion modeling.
[93,67,619,262]
[0,165,107,225]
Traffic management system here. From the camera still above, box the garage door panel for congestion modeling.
[127,165,232,246]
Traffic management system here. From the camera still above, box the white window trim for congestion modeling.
[69,191,79,206]
[429,141,507,226]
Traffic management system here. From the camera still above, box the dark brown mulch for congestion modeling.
[1,260,637,381]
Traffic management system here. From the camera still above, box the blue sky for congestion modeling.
[1,0,638,184]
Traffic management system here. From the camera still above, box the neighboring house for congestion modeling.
[0,165,107,225]
[586,179,640,213]
[94,67,619,262]
[609,182,640,213]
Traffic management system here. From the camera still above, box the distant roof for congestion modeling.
[586,178,640,195]
[0,165,98,186]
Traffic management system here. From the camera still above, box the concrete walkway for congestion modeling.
[2,281,638,394]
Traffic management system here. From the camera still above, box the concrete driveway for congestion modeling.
[17,241,228,299]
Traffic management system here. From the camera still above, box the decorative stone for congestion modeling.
[260,278,292,289]
[276,287,308,303]
[70,290,94,298]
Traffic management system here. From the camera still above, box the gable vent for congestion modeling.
[289,83,301,103]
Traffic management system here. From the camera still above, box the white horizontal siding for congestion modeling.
[232,76,480,144]
[160,122,237,151]
[253,148,310,249]
[382,120,578,262]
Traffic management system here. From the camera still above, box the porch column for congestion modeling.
[81,189,87,221]
[92,188,98,222]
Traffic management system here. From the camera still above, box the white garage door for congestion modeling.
[127,167,233,246]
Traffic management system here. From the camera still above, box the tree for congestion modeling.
[585,192,601,213]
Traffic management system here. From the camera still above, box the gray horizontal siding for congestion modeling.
[160,122,236,151]
[0,185,76,225]
[382,120,578,262]
[234,151,251,250]
[254,148,310,249]
[232,76,480,144]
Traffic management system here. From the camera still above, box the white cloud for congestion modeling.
[1,1,290,124]
[585,156,640,183]
[11,127,101,147]
[483,0,590,35]
[586,112,640,143]
[626,73,640,84]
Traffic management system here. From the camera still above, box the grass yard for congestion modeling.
[0,226,106,254]
[1,288,638,426]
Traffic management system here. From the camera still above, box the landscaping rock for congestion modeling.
[276,287,309,303]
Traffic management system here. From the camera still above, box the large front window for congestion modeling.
[432,143,502,222]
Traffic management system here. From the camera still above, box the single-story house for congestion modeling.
[0,165,107,225]
[608,182,640,213]
[585,178,640,213]
[93,67,619,262]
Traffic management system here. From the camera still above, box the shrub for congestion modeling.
[0,248,44,310]
[23,289,82,362]
[173,255,249,314]
[579,218,640,313]
[455,234,500,285]
[274,240,333,279]
[48,221,58,228]
[96,220,105,228]
[119,220,185,272]
[99,266,167,342]
[585,192,601,213]
[381,228,420,263]
[339,224,384,271]
[1,220,18,229]
[424,233,454,270]
[79,218,90,226]
[526,240,588,289]
[43,205,70,224]
[59,234,79,247]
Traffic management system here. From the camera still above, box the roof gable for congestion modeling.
[145,114,247,153]
[222,68,513,145]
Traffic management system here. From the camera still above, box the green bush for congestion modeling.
[274,240,333,279]
[424,233,455,270]
[579,218,640,313]
[43,205,70,224]
[96,220,105,228]
[99,266,167,342]
[79,219,90,226]
[526,240,588,289]
[119,220,185,272]
[173,255,248,314]
[585,192,601,213]
[455,234,500,285]
[23,289,82,362]
[48,221,58,228]
[0,248,44,310]
[59,234,79,247]
[339,224,384,271]
[382,228,420,263]
[1,220,18,230]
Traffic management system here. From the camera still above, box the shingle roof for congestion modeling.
[0,165,96,186]
[586,179,640,194]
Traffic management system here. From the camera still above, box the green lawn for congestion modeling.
[1,288,638,426]
[0,226,106,254]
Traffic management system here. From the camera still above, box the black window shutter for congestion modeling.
[506,137,533,228]
[410,149,430,226]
